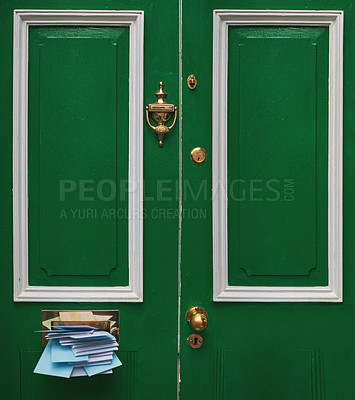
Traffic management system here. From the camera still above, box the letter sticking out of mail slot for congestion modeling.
[34,325,122,378]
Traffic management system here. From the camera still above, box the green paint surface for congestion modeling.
[1,0,355,399]
[227,27,329,287]
[0,1,179,399]
[181,2,355,400]
[221,349,316,399]
[28,27,130,286]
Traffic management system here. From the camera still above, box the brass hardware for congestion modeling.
[145,82,177,147]
[190,147,207,165]
[187,75,197,90]
[188,334,204,349]
[41,310,119,346]
[186,306,208,332]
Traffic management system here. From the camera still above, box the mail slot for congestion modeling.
[41,310,119,346]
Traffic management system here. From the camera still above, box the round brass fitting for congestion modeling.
[190,147,207,165]
[187,334,204,349]
[186,306,208,332]
[187,74,197,90]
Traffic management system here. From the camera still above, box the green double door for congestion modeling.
[1,0,355,399]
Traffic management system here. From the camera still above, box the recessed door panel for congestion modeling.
[227,27,329,287]
[216,349,322,400]
[13,10,145,302]
[211,10,342,302]
[28,27,129,286]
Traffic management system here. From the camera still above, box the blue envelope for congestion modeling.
[34,341,74,378]
[84,353,122,377]
[51,339,89,363]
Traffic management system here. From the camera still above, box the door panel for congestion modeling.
[215,349,322,400]
[20,350,137,399]
[14,9,143,302]
[28,26,130,287]
[227,27,328,287]
[211,9,342,303]
[181,1,351,400]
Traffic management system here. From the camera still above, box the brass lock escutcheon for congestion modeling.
[187,74,197,90]
[190,147,207,165]
[188,334,204,349]
[145,82,177,147]
[186,306,208,332]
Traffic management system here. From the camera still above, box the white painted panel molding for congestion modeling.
[212,10,343,302]
[13,10,144,302]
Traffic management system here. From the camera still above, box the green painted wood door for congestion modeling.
[1,1,179,399]
[181,1,351,400]
[0,0,353,399]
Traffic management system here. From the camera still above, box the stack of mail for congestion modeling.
[34,325,122,378]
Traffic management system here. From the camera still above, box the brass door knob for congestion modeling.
[186,306,208,332]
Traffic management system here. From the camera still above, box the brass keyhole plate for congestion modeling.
[190,147,207,165]
[187,74,197,90]
[188,334,204,349]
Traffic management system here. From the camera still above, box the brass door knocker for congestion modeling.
[145,82,177,147]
